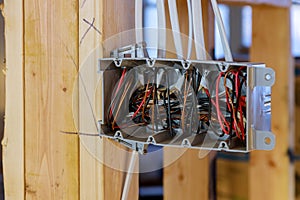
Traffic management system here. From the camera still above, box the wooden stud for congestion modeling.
[217,158,248,200]
[79,0,138,199]
[23,1,79,199]
[164,149,209,200]
[2,0,25,199]
[295,77,300,154]
[102,1,138,199]
[164,1,213,200]
[79,0,104,199]
[0,0,5,162]
[249,5,294,200]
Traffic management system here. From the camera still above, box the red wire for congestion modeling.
[230,70,246,140]
[109,68,127,118]
[205,88,229,134]
[215,73,231,135]
[131,88,152,119]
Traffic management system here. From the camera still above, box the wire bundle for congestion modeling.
[205,67,247,140]
[107,65,247,142]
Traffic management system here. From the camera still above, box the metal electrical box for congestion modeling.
[98,58,275,154]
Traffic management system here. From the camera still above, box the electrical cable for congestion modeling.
[191,0,206,60]
[186,0,193,60]
[210,0,233,62]
[168,0,183,59]
[108,67,247,141]
[121,151,138,200]
[157,0,166,58]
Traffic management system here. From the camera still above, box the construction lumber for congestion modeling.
[79,0,139,199]
[2,0,24,199]
[164,1,213,199]
[249,5,294,200]
[23,1,79,199]
[218,0,291,7]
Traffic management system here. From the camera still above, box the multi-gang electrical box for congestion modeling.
[98,58,275,154]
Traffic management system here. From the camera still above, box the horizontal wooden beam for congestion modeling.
[218,0,291,7]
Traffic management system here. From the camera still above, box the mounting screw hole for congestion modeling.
[264,137,271,145]
[265,73,272,81]
[114,59,122,67]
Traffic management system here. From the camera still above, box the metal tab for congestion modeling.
[253,128,275,150]
[249,67,275,88]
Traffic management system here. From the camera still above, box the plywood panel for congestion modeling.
[24,1,79,199]
[249,5,293,200]
[2,0,24,199]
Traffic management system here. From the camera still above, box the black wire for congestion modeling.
[165,71,174,136]
[222,74,236,137]
[153,69,159,132]
[235,71,247,144]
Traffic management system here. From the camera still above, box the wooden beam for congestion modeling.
[79,0,138,199]
[0,1,5,160]
[2,0,25,199]
[79,0,104,199]
[164,1,213,200]
[102,1,138,199]
[249,5,294,200]
[164,149,209,200]
[218,0,291,7]
[217,157,248,199]
[23,1,79,199]
[295,77,300,154]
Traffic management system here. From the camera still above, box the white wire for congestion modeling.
[135,0,144,45]
[192,0,206,60]
[168,0,183,59]
[210,0,233,62]
[157,0,166,58]
[121,151,138,200]
[186,0,193,60]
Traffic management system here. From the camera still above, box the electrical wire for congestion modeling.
[192,0,206,60]
[121,151,138,200]
[109,68,127,119]
[108,66,247,141]
[210,0,233,62]
[186,0,193,60]
[157,0,166,58]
